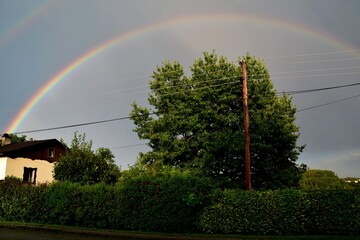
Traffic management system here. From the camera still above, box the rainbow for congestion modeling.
[0,0,59,50]
[5,13,358,133]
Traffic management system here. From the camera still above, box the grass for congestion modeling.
[0,222,359,240]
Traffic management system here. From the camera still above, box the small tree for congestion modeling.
[53,132,120,185]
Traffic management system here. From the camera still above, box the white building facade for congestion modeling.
[0,157,54,184]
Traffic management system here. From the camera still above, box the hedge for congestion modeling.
[0,175,212,233]
[199,189,360,235]
[0,177,47,223]
[0,177,359,235]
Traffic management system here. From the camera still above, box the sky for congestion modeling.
[0,0,359,177]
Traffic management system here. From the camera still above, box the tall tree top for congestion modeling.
[131,52,305,189]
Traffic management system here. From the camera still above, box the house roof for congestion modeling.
[0,139,64,155]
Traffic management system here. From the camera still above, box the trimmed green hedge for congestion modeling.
[0,176,359,235]
[118,174,212,232]
[199,189,360,235]
[43,181,124,228]
[0,175,212,233]
[0,177,47,223]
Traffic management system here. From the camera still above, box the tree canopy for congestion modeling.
[130,52,306,189]
[53,132,120,185]
[8,133,27,143]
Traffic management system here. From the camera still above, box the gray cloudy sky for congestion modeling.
[0,0,359,177]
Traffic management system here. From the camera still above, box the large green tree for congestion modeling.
[130,52,305,189]
[53,132,120,185]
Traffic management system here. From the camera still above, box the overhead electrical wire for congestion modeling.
[115,77,360,99]
[102,70,360,100]
[82,91,360,150]
[110,143,148,149]
[279,81,360,95]
[12,115,136,134]
[270,66,360,75]
[14,91,360,148]
[297,93,360,112]
[264,49,360,59]
[97,51,360,96]
[85,50,360,149]
[12,79,360,135]
[105,66,360,95]
[114,54,359,82]
[97,79,360,113]
[8,49,360,135]
[288,57,360,64]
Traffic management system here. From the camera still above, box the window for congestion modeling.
[48,148,55,158]
[23,167,37,184]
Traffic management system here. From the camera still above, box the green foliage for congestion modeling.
[0,176,47,222]
[130,52,305,189]
[43,181,80,225]
[8,133,27,143]
[199,189,360,235]
[303,190,359,235]
[120,162,203,182]
[43,181,123,228]
[53,132,120,185]
[0,173,212,232]
[0,176,359,235]
[118,172,213,232]
[299,169,353,190]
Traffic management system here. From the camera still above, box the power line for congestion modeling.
[95,56,360,96]
[273,71,360,80]
[297,93,360,112]
[105,67,360,96]
[115,52,360,82]
[7,50,360,149]
[101,71,360,100]
[90,93,360,150]
[12,112,157,135]
[288,57,360,64]
[12,93,360,135]
[98,50,360,86]
[271,66,360,75]
[11,79,360,135]
[104,92,360,150]
[13,116,132,134]
[264,50,360,59]
[111,143,148,149]
[280,81,360,95]
[136,77,360,98]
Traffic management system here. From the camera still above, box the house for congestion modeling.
[0,134,66,184]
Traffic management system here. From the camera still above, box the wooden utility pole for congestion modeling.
[241,59,251,191]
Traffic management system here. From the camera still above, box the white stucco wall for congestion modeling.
[1,157,54,183]
[0,157,7,180]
